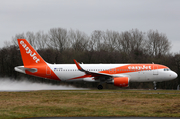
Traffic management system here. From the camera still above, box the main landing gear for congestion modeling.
[153,81,157,90]
[97,84,103,90]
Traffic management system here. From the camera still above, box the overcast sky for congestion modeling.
[1,0,180,53]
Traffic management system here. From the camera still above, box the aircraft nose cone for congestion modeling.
[171,72,178,79]
[174,72,178,79]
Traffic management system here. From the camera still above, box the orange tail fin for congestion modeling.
[16,39,60,81]
[17,39,46,66]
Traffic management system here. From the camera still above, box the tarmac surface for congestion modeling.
[26,117,180,119]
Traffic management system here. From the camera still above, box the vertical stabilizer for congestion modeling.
[17,39,46,66]
[16,39,60,81]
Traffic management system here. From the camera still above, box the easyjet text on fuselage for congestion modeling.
[128,65,151,70]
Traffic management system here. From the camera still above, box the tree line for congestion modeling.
[1,28,179,89]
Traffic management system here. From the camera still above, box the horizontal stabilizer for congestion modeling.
[14,66,37,74]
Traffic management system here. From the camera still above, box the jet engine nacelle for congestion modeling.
[113,77,129,87]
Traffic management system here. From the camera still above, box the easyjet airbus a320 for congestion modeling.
[15,39,177,90]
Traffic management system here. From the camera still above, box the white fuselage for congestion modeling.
[47,63,177,83]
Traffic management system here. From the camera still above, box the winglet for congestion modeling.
[73,59,84,71]
[73,59,111,77]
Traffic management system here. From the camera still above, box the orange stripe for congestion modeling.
[100,64,167,74]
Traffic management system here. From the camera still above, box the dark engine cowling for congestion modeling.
[113,77,129,87]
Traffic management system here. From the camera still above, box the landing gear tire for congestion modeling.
[97,85,103,90]
[153,81,157,90]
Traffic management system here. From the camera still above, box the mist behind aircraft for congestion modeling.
[0,78,87,91]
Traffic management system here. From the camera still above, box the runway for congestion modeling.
[26,117,180,119]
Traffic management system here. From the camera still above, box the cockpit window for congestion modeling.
[164,69,170,71]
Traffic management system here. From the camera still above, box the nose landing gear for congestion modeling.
[153,81,157,90]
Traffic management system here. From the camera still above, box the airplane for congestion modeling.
[14,39,178,90]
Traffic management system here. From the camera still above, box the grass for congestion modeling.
[0,90,180,119]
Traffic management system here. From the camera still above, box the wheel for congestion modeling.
[97,85,103,90]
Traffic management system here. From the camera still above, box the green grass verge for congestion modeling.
[0,90,180,119]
